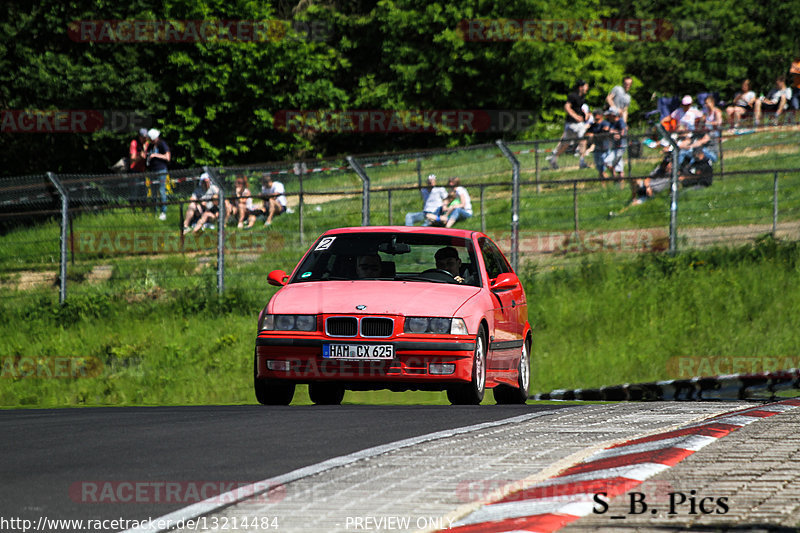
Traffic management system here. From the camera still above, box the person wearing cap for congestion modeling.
[404,174,448,226]
[127,128,148,206]
[145,128,171,220]
[725,79,756,129]
[604,106,628,187]
[546,79,591,170]
[670,95,703,132]
[182,173,220,234]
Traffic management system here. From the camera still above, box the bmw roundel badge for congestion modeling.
[356,305,367,310]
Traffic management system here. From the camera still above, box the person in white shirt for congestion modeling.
[754,75,793,126]
[182,173,220,234]
[260,174,287,226]
[404,174,448,226]
[670,95,703,131]
[606,76,633,123]
[725,79,756,129]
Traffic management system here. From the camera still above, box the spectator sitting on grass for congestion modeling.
[437,177,473,228]
[259,174,287,227]
[405,174,448,226]
[679,148,713,188]
[225,175,256,229]
[677,115,718,168]
[182,173,220,234]
[632,151,672,205]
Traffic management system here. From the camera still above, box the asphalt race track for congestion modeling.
[0,404,549,529]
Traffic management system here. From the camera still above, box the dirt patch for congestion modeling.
[15,271,58,290]
[87,265,113,284]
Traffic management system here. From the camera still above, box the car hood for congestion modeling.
[269,280,481,317]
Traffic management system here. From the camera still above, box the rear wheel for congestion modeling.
[254,354,295,405]
[447,325,487,405]
[309,382,345,405]
[494,336,530,404]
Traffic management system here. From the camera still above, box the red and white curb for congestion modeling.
[442,399,800,533]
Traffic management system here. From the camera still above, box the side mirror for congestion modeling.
[268,270,289,287]
[490,272,519,291]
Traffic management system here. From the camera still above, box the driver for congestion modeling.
[434,246,464,283]
[355,254,382,278]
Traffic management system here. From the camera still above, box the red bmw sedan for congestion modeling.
[254,226,531,405]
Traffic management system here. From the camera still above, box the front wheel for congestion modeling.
[254,353,295,405]
[447,325,487,405]
[494,336,530,404]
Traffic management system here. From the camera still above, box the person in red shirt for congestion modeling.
[128,128,148,207]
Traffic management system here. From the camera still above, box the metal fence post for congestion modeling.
[534,141,541,194]
[46,172,68,304]
[298,169,305,245]
[773,171,779,237]
[656,124,681,254]
[204,166,225,294]
[495,140,520,270]
[573,181,579,235]
[416,158,422,189]
[387,190,393,225]
[347,156,370,226]
[480,185,486,233]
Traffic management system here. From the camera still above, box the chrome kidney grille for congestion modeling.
[361,317,393,337]
[326,317,358,336]
[325,317,393,337]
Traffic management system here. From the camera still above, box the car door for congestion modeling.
[479,238,524,373]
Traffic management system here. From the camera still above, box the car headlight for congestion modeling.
[404,317,468,335]
[262,314,317,331]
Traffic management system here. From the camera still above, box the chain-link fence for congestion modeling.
[1,125,799,302]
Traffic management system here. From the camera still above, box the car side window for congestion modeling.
[479,238,511,280]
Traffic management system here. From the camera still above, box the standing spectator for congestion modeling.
[146,128,170,220]
[754,75,792,126]
[725,79,756,129]
[584,108,610,183]
[128,128,148,206]
[546,79,591,170]
[260,174,287,226]
[405,174,448,226]
[604,107,627,188]
[606,76,633,123]
[182,173,220,234]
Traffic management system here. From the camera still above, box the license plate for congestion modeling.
[322,344,394,360]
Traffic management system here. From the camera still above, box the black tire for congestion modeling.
[447,325,487,405]
[254,353,295,405]
[309,382,345,405]
[494,336,530,405]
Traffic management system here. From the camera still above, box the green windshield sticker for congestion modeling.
[300,271,312,278]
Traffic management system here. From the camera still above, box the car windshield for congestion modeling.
[290,232,481,286]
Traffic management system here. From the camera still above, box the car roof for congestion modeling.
[321,226,483,239]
